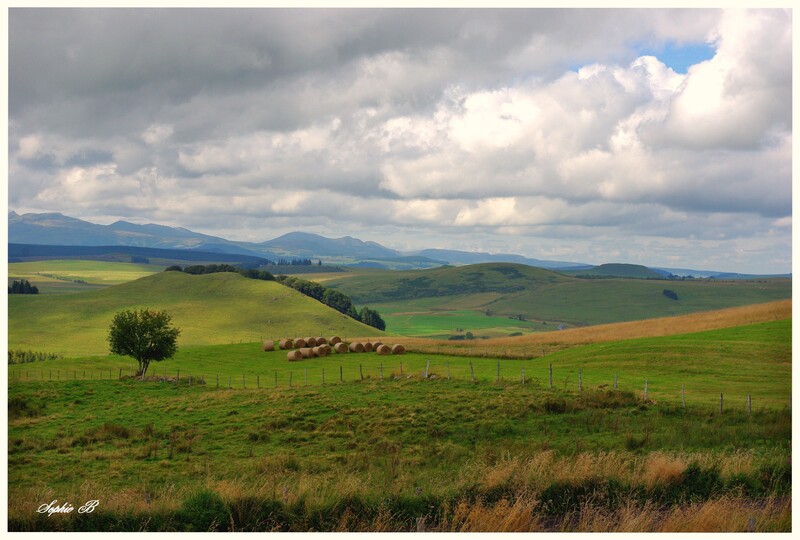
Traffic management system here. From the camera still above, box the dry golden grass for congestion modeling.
[400,300,791,357]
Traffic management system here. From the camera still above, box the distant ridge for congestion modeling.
[8,243,271,265]
[8,211,790,278]
[562,263,664,279]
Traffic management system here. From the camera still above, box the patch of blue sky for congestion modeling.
[635,41,716,74]
[564,41,716,75]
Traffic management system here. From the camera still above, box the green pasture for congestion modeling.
[10,319,790,410]
[7,272,383,356]
[8,369,791,531]
[8,260,161,294]
[323,263,791,332]
[380,309,550,338]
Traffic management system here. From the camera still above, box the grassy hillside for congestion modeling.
[7,271,382,356]
[561,263,664,279]
[325,263,570,303]
[8,318,792,531]
[322,263,790,336]
[8,260,162,294]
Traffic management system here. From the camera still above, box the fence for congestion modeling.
[8,360,789,413]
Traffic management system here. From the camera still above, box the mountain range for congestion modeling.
[7,211,791,278]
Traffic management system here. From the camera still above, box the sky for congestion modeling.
[6,7,793,274]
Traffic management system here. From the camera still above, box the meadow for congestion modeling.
[6,262,792,531]
[8,374,792,531]
[324,263,791,334]
[8,260,162,294]
[7,271,381,356]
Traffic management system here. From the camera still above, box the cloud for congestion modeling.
[7,8,792,273]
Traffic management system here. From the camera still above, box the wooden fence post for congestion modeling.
[340,365,343,383]
[400,363,403,375]
[305,368,308,384]
[216,374,219,388]
[470,361,475,383]
[719,393,723,414]
[496,361,500,383]
[177,369,180,383]
[274,371,278,388]
[644,379,648,402]
[447,362,451,380]
[614,373,618,390]
[360,364,363,380]
[425,359,430,379]
[380,364,383,381]
[242,374,245,389]
[228,375,231,389]
[578,368,581,392]
[289,372,293,388]
[521,368,525,385]
[681,384,685,408]
[747,394,751,416]
[257,375,260,389]
[549,364,553,389]
[322,368,325,385]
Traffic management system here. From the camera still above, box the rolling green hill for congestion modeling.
[325,263,571,303]
[561,263,664,279]
[8,271,382,356]
[322,263,791,337]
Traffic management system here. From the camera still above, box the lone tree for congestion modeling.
[108,309,181,378]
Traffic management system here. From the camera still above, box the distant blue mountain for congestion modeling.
[259,231,400,259]
[11,211,786,278]
[410,248,586,269]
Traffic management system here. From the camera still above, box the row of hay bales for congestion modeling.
[262,337,405,361]
[262,336,342,352]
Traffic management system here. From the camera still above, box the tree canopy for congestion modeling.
[108,309,181,378]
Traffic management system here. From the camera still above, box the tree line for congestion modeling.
[8,279,39,294]
[166,264,276,281]
[276,276,386,331]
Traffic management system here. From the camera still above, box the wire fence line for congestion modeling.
[9,361,788,413]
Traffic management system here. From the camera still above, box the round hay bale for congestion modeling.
[286,350,302,361]
[375,344,391,355]
[329,336,342,345]
[391,344,406,355]
[334,342,348,354]
[348,342,365,353]
[279,339,294,350]
[322,344,332,355]
[312,346,329,357]
[316,337,328,345]
[299,347,316,358]
[294,338,307,348]
[363,342,374,352]
[262,340,275,352]
[305,337,318,347]
[372,341,383,348]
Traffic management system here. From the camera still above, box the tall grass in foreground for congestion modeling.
[8,450,791,531]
